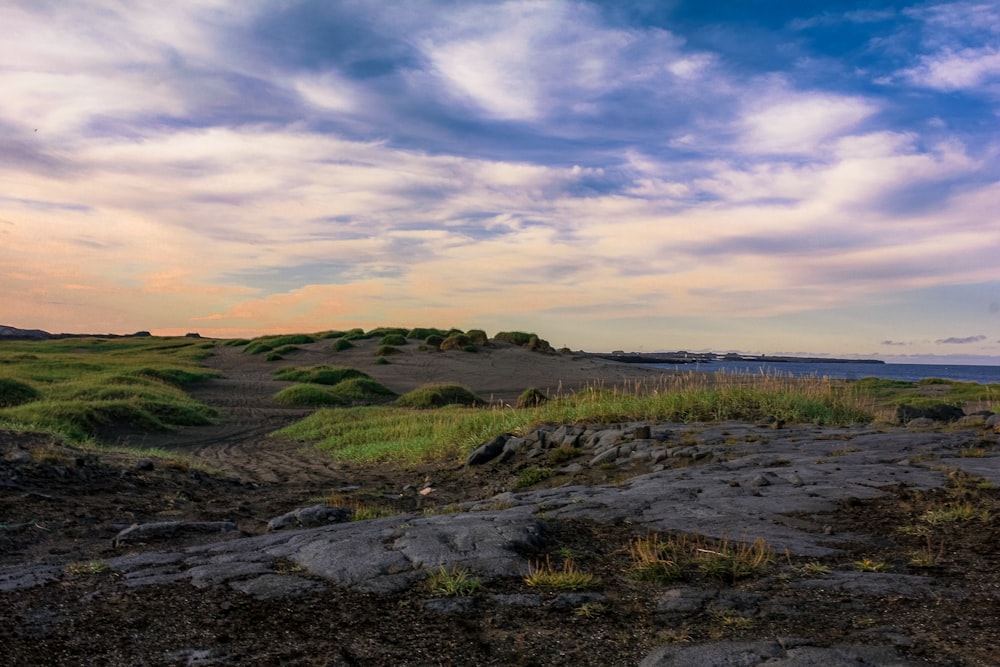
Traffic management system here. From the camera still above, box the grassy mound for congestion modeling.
[440,334,471,351]
[273,384,345,407]
[244,334,316,355]
[330,339,354,352]
[329,378,397,402]
[0,378,40,407]
[375,345,401,357]
[379,333,408,346]
[395,384,483,408]
[274,366,370,385]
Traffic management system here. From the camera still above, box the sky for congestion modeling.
[2,1,999,362]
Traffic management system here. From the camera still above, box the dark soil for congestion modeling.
[2,340,999,666]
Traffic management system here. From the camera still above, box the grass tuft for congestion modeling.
[426,566,482,596]
[524,556,598,590]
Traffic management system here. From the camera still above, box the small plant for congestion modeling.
[711,609,753,630]
[695,535,774,583]
[524,556,599,590]
[799,562,832,577]
[959,446,988,458]
[427,566,482,596]
[854,558,891,572]
[375,357,390,365]
[922,501,990,525]
[573,602,608,618]
[516,466,553,488]
[555,546,578,560]
[548,445,580,465]
[65,560,110,576]
[349,503,398,521]
[908,540,946,568]
[628,533,683,584]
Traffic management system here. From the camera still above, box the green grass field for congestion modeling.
[0,336,219,442]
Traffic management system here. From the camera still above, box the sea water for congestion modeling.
[641,361,1000,385]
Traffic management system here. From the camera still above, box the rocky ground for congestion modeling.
[2,340,999,666]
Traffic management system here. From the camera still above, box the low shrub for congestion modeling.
[462,345,478,353]
[330,339,354,352]
[375,345,401,357]
[395,384,483,408]
[424,335,444,348]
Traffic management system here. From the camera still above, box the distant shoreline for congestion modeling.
[586,352,885,365]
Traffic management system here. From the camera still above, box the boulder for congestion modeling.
[896,404,964,424]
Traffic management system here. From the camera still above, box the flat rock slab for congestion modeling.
[3,424,996,603]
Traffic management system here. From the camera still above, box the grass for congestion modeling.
[276,371,876,464]
[273,384,345,407]
[854,558,891,572]
[627,532,774,585]
[273,366,369,386]
[394,384,483,409]
[64,560,110,576]
[426,566,482,596]
[516,466,553,488]
[524,556,598,590]
[921,501,991,524]
[0,337,219,442]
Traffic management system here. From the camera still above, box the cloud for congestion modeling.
[935,335,987,344]
[881,340,908,346]
[739,89,878,155]
[900,47,1000,90]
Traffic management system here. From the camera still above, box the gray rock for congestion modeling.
[656,586,715,615]
[112,521,237,548]
[590,447,620,466]
[267,504,349,531]
[466,434,509,465]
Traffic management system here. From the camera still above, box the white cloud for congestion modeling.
[900,47,1000,90]
[740,87,878,155]
[418,0,698,122]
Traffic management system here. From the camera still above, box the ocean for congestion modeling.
[641,361,1000,385]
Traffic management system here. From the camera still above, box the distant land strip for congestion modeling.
[0,324,883,364]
